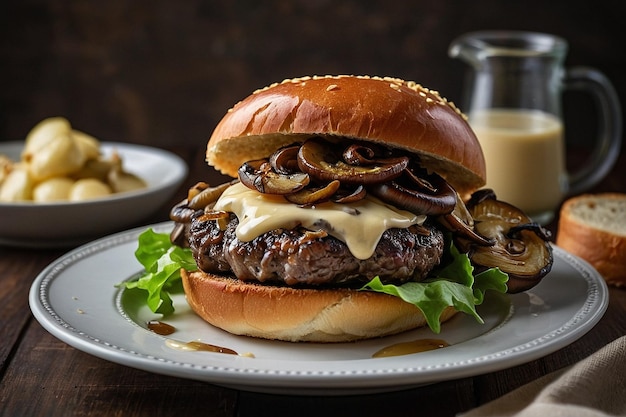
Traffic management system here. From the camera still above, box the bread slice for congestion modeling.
[556,193,626,287]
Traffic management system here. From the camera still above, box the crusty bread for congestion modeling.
[206,75,485,196]
[181,270,458,343]
[556,193,626,287]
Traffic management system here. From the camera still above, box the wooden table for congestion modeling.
[2,145,625,417]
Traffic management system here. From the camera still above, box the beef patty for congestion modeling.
[187,213,445,287]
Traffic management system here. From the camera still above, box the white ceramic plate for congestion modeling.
[0,142,187,248]
[29,222,608,395]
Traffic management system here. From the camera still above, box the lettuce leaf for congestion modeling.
[118,228,197,315]
[361,240,508,333]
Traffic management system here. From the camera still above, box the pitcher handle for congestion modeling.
[564,67,622,195]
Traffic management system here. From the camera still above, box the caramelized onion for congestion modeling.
[189,180,237,209]
[186,182,209,201]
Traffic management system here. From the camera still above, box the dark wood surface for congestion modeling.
[1,145,625,417]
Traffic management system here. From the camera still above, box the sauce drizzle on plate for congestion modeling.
[165,339,238,355]
[373,338,449,358]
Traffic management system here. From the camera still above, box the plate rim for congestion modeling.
[28,222,609,395]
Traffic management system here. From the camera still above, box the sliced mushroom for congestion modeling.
[509,223,552,241]
[466,188,498,208]
[404,166,438,193]
[438,192,494,249]
[285,180,341,206]
[440,214,495,248]
[238,159,266,190]
[297,137,408,184]
[466,191,553,293]
[238,159,310,194]
[269,143,301,174]
[368,171,457,215]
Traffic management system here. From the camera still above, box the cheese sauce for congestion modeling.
[214,182,425,259]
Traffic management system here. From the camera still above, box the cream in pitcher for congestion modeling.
[470,109,567,217]
[449,31,621,224]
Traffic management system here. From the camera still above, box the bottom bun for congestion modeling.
[181,270,458,343]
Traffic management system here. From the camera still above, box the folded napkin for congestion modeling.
[459,335,626,417]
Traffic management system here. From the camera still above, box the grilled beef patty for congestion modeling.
[187,213,445,287]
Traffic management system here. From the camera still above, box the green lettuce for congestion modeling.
[118,228,197,315]
[123,228,508,333]
[361,240,508,333]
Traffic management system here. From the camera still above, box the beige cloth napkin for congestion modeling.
[458,335,626,417]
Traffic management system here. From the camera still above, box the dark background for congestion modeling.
[1,0,624,154]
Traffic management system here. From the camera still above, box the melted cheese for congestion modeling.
[214,182,425,259]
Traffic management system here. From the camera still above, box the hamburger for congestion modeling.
[131,75,553,343]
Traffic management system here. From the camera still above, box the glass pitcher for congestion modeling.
[449,31,622,224]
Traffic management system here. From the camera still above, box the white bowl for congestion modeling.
[0,141,187,248]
